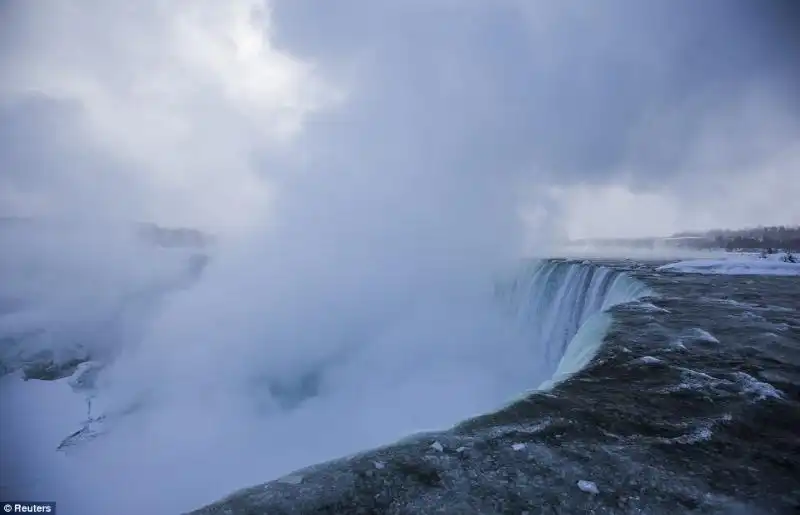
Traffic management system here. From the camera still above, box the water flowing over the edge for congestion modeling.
[187,259,653,513]
[497,259,651,395]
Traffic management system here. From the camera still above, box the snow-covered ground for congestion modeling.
[658,252,800,276]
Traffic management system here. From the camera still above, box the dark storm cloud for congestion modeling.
[270,0,800,187]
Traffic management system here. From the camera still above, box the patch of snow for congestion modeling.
[661,367,723,394]
[655,426,714,445]
[638,302,670,314]
[687,328,720,344]
[524,420,552,433]
[455,446,468,453]
[681,427,713,443]
[511,443,526,451]
[732,371,783,400]
[737,311,765,323]
[577,479,599,494]
[636,356,661,365]
[677,367,717,381]
[772,322,790,332]
[668,340,687,351]
[372,461,386,470]
[429,441,444,452]
[658,255,800,276]
[656,413,732,446]
[276,474,303,485]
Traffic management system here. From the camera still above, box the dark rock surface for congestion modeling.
[21,356,88,381]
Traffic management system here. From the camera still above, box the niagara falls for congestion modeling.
[1,1,799,514]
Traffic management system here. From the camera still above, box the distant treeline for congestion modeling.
[670,226,800,252]
[568,225,800,252]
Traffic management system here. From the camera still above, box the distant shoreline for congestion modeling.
[567,225,800,252]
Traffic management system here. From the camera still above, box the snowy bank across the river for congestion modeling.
[657,253,800,276]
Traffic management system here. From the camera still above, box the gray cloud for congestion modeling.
[271,0,800,185]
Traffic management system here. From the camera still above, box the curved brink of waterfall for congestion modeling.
[497,259,651,396]
[188,259,653,514]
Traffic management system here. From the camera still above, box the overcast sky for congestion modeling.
[1,0,799,240]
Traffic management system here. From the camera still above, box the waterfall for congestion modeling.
[497,259,650,391]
